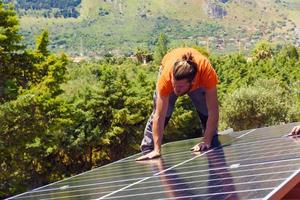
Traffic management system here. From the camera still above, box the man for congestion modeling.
[136,47,219,161]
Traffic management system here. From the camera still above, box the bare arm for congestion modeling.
[203,87,219,145]
[191,87,219,151]
[153,94,169,153]
[136,93,169,161]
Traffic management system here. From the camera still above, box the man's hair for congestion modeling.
[173,52,197,82]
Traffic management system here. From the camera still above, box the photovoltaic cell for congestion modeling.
[7,122,300,200]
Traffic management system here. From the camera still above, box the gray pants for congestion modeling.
[140,87,217,153]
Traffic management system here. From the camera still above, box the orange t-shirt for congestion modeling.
[157,47,219,96]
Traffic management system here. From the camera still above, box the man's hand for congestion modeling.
[288,126,300,136]
[135,150,161,161]
[190,142,211,152]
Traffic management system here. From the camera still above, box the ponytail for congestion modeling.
[173,52,197,82]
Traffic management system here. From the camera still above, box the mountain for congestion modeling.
[4,0,300,56]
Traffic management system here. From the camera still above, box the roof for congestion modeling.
[7,122,300,200]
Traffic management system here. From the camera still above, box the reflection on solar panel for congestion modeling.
[7,122,300,200]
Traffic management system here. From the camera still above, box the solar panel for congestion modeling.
[7,122,300,200]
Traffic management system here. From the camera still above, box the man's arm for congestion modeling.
[203,87,219,145]
[191,87,219,151]
[136,93,169,161]
[153,94,169,153]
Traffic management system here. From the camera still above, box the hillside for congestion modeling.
[4,0,300,56]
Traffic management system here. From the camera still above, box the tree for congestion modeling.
[35,30,50,56]
[0,3,72,197]
[211,53,248,100]
[164,95,201,142]
[220,79,297,131]
[0,53,69,198]
[279,44,299,60]
[135,47,152,63]
[153,33,169,64]
[192,45,210,58]
[0,2,23,53]
[0,1,24,102]
[251,40,274,60]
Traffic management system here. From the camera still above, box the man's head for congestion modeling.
[172,53,197,96]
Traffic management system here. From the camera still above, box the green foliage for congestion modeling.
[10,0,81,10]
[0,2,23,53]
[212,44,300,131]
[219,79,298,131]
[153,33,169,64]
[164,95,201,142]
[212,46,300,100]
[278,44,299,60]
[2,0,299,55]
[0,4,72,197]
[0,3,32,101]
[191,45,210,58]
[135,46,152,63]
[1,4,300,197]
[0,92,72,197]
[194,21,224,37]
[45,61,156,179]
[4,0,81,18]
[211,53,248,100]
[35,30,49,56]
[0,53,69,198]
[252,40,274,60]
[0,3,64,102]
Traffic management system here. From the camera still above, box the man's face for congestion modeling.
[171,78,192,96]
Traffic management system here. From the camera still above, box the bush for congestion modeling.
[219,79,298,131]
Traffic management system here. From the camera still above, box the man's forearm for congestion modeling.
[203,114,219,144]
[152,116,165,152]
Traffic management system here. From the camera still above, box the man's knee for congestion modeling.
[140,119,154,153]
[140,137,154,154]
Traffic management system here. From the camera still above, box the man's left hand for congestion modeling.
[288,126,300,136]
[191,142,211,152]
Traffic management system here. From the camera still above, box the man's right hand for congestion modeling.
[135,150,161,161]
